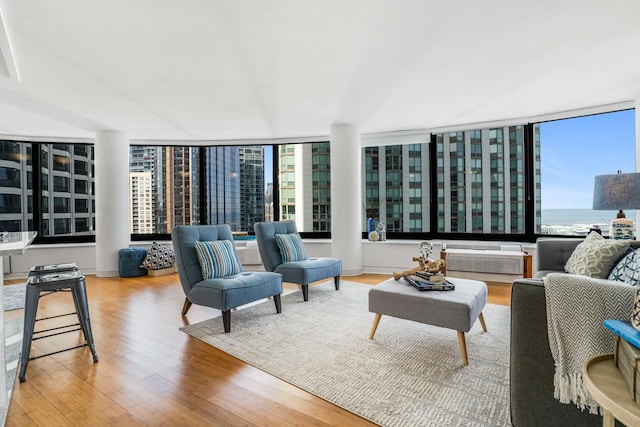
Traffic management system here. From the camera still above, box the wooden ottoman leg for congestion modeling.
[369,313,382,339]
[478,312,487,332]
[457,331,469,366]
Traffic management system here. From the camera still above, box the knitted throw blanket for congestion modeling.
[544,272,635,413]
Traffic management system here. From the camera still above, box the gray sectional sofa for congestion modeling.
[510,237,639,426]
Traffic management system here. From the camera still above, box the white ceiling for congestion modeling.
[0,0,638,143]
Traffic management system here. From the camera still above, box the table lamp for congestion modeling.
[593,171,640,239]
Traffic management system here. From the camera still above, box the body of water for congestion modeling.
[541,208,632,236]
[541,209,619,226]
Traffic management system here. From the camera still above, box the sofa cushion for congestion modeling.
[194,240,243,279]
[564,231,630,278]
[608,247,640,285]
[140,242,175,270]
[275,233,308,262]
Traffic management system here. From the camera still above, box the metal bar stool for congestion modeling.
[19,270,98,382]
[28,262,78,277]
[27,263,88,343]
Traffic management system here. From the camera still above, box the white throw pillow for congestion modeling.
[564,232,630,278]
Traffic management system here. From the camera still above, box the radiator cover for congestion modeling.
[444,249,525,275]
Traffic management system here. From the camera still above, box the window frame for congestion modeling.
[4,107,633,245]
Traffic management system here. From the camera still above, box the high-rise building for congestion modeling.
[0,142,96,236]
[265,182,273,222]
[277,142,331,232]
[129,146,157,234]
[27,144,94,236]
[205,146,240,231]
[129,146,199,233]
[0,141,30,233]
[363,126,541,234]
[435,125,538,233]
[239,146,265,232]
[165,147,199,230]
[129,145,271,234]
[130,172,154,234]
[363,144,429,233]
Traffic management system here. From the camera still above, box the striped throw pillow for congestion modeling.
[275,233,308,262]
[194,240,243,279]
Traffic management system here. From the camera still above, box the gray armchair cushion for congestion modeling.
[275,257,342,286]
[188,271,282,311]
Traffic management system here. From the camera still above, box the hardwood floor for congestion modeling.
[4,273,511,426]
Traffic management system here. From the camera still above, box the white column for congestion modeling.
[330,124,362,276]
[95,131,130,277]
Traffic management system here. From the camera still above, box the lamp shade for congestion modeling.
[593,173,640,211]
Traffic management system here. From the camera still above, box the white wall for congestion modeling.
[4,241,161,279]
[4,239,538,282]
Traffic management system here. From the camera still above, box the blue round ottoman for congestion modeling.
[118,247,148,277]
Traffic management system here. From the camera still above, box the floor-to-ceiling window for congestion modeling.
[276,142,331,234]
[436,125,529,235]
[129,145,270,237]
[363,124,532,239]
[361,109,634,240]
[0,141,95,242]
[127,142,331,239]
[3,108,634,244]
[537,109,636,236]
[363,143,430,234]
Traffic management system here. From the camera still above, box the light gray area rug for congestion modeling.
[181,280,511,427]
[3,283,26,311]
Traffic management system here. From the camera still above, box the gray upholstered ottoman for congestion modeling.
[368,277,488,365]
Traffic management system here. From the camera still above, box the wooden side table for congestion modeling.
[582,353,640,427]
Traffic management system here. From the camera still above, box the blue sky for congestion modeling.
[540,109,636,209]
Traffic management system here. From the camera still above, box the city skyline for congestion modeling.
[263,109,636,212]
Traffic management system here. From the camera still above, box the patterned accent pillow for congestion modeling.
[194,240,243,279]
[608,248,640,285]
[140,242,175,270]
[275,233,308,262]
[564,231,630,278]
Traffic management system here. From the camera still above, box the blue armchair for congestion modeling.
[254,221,342,301]
[172,224,283,333]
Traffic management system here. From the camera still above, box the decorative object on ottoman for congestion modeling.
[118,247,148,277]
[140,242,175,276]
[392,240,446,280]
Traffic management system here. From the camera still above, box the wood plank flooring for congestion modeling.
[4,273,511,426]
